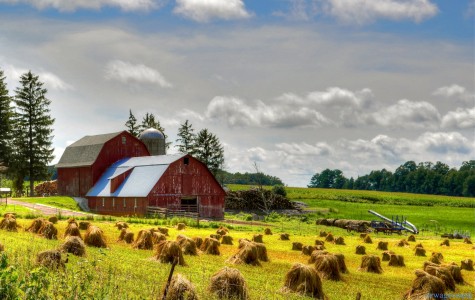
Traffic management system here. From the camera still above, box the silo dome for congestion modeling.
[139,128,166,155]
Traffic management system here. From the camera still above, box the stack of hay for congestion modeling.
[414,244,426,257]
[302,245,316,256]
[388,254,405,267]
[264,228,272,235]
[162,274,198,300]
[117,228,134,244]
[252,234,263,243]
[115,221,128,230]
[376,241,388,251]
[157,227,169,236]
[60,236,86,257]
[200,237,220,255]
[38,221,58,240]
[355,245,366,255]
[440,239,450,246]
[396,239,410,247]
[217,226,228,236]
[0,213,18,232]
[292,242,303,251]
[311,253,343,281]
[176,235,198,256]
[209,267,249,300]
[64,219,82,239]
[221,235,234,245]
[227,239,269,266]
[324,233,335,243]
[36,250,65,269]
[282,263,325,299]
[154,240,186,266]
[279,233,290,240]
[133,229,154,250]
[358,255,383,274]
[403,270,446,300]
[84,225,107,248]
[382,251,395,261]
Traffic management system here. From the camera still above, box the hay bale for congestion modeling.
[157,227,169,236]
[154,240,186,266]
[200,238,220,255]
[425,265,455,291]
[388,254,405,267]
[264,228,272,235]
[252,234,263,243]
[314,240,325,246]
[292,242,303,251]
[162,274,198,300]
[414,243,424,249]
[396,239,410,247]
[60,236,86,257]
[118,229,134,244]
[414,247,426,257]
[358,255,383,274]
[333,253,348,274]
[36,250,65,269]
[403,270,446,300]
[430,252,444,264]
[302,245,316,256]
[463,237,472,244]
[334,237,345,245]
[282,263,325,299]
[84,225,107,248]
[64,222,82,239]
[133,230,154,250]
[382,251,395,261]
[152,232,167,244]
[355,245,366,255]
[460,259,473,271]
[27,218,46,233]
[363,235,372,244]
[177,223,186,230]
[319,231,327,237]
[38,221,58,240]
[443,264,464,284]
[408,235,416,242]
[227,242,261,266]
[279,233,290,240]
[324,233,334,242]
[314,254,341,281]
[376,241,388,250]
[192,237,203,248]
[221,235,234,245]
[210,234,221,240]
[177,236,198,256]
[209,267,249,300]
[308,250,329,264]
[115,221,128,230]
[440,239,450,246]
[0,216,18,232]
[78,221,90,230]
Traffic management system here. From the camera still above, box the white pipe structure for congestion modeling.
[368,210,418,234]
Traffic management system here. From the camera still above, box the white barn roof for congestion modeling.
[86,154,186,197]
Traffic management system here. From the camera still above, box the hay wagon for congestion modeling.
[370,221,403,235]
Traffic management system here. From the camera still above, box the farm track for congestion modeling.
[4,198,91,217]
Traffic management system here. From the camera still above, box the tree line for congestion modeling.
[308,160,475,197]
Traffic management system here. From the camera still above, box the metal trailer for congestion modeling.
[368,210,418,234]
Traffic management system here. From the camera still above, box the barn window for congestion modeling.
[134,198,137,208]
[102,198,105,207]
[184,157,189,165]
[123,198,126,208]
[122,136,126,144]
[112,198,115,207]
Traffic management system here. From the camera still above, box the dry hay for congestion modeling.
[363,235,373,244]
[210,234,221,240]
[133,230,154,250]
[279,233,290,240]
[264,228,272,235]
[36,250,65,269]
[319,231,327,237]
[227,242,261,266]
[64,222,82,239]
[355,245,366,255]
[463,237,472,244]
[78,221,90,230]
[84,225,107,248]
[382,251,395,261]
[314,239,325,246]
[334,236,345,245]
[461,259,474,271]
[358,255,383,274]
[403,270,446,300]
[48,216,58,224]
[292,242,303,251]
[414,247,426,257]
[360,233,368,239]
[115,221,128,230]
[38,221,58,240]
[177,223,186,230]
[177,235,198,256]
[388,254,405,267]
[308,250,329,264]
[252,234,263,243]
[221,235,234,245]
[0,216,18,232]
[154,240,186,266]
[302,245,316,256]
[192,237,203,248]
[217,226,228,236]
[162,274,198,300]
[200,237,220,255]
[209,267,249,300]
[442,263,464,284]
[333,253,348,274]
[254,243,269,262]
[376,241,388,251]
[408,235,416,242]
[440,239,450,246]
[430,252,444,264]
[334,219,351,229]
[158,227,170,236]
[117,229,134,244]
[424,265,456,291]
[324,233,334,243]
[3,213,15,219]
[414,243,424,249]
[0,242,4,252]
[396,239,410,247]
[314,254,341,281]
[67,218,77,225]
[60,236,86,257]
[152,232,167,244]
[282,263,325,299]
[27,218,46,233]
[315,245,325,251]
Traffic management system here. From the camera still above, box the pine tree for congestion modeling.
[175,120,195,154]
[12,71,55,196]
[140,112,170,149]
[125,109,140,137]
[193,129,224,175]
[0,69,12,171]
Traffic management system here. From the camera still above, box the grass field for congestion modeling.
[13,196,81,212]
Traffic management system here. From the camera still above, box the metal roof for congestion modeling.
[139,128,164,139]
[86,154,187,197]
[56,132,123,168]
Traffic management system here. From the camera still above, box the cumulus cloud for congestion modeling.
[0,0,160,11]
[441,107,475,129]
[432,84,474,103]
[174,0,251,22]
[4,64,73,91]
[317,0,438,24]
[370,99,440,129]
[104,60,172,88]
[306,87,373,108]
[417,132,471,154]
[273,0,319,21]
[275,142,332,156]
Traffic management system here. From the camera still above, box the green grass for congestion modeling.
[13,196,81,211]
[0,204,33,215]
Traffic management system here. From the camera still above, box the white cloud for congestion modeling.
[104,60,172,88]
[306,87,373,109]
[441,107,475,129]
[417,132,471,154]
[174,0,251,22]
[432,84,474,103]
[318,0,438,24]
[4,64,73,91]
[0,0,160,11]
[275,142,332,156]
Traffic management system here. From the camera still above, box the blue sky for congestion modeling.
[0,0,473,186]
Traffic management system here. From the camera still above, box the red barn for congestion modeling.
[56,130,225,219]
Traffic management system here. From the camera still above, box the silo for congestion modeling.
[139,128,166,155]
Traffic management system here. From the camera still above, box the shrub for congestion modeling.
[272,185,287,197]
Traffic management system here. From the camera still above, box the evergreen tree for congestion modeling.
[140,112,170,149]
[175,120,195,154]
[0,69,11,186]
[193,129,224,175]
[125,109,140,137]
[12,71,55,196]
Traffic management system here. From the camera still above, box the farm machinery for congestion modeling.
[368,210,418,235]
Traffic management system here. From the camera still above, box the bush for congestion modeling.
[272,185,287,197]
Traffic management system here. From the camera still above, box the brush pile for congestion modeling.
[34,180,57,196]
[358,255,383,274]
[162,274,198,300]
[209,267,249,300]
[60,236,86,256]
[84,225,107,248]
[225,189,296,210]
[154,240,186,266]
[282,263,325,299]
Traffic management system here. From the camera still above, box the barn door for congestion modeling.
[180,197,197,212]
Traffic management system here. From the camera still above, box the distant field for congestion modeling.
[13,196,81,211]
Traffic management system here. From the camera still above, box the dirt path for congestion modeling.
[4,198,91,217]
